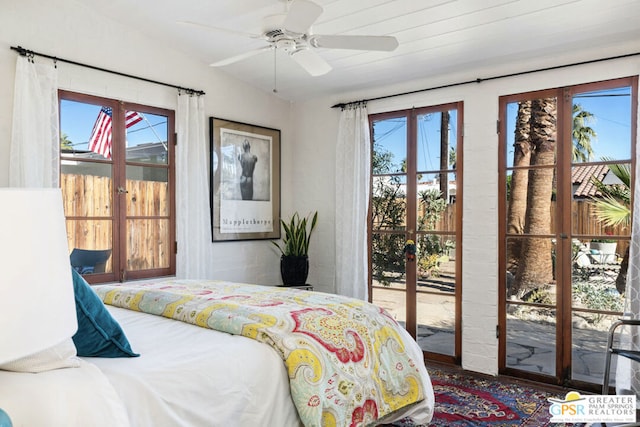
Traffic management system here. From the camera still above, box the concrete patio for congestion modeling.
[372,285,620,388]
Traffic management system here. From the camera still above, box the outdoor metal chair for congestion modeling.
[573,244,621,285]
[602,318,640,427]
[69,248,112,275]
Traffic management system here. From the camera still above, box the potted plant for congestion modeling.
[272,211,318,286]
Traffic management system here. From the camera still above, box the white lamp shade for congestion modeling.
[0,188,78,364]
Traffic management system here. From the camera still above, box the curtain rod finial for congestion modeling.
[11,46,29,56]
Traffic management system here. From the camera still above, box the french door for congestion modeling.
[59,91,176,283]
[499,77,637,389]
[369,103,462,363]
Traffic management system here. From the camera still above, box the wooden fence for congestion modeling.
[421,200,629,257]
[421,200,627,235]
[64,173,628,271]
[61,173,170,271]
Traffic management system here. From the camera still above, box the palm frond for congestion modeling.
[588,157,631,229]
[592,194,631,227]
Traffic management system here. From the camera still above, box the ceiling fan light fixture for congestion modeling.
[275,38,297,52]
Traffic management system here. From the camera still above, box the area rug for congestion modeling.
[387,364,584,427]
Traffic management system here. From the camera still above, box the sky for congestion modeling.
[373,85,633,173]
[62,84,632,167]
[373,109,459,175]
[60,99,168,150]
[505,86,632,166]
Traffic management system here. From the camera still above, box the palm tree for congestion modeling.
[507,100,598,298]
[591,161,631,225]
[60,132,73,150]
[572,104,597,162]
[506,100,532,271]
[449,146,456,170]
[513,98,556,298]
[590,159,631,294]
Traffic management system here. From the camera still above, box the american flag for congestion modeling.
[88,107,144,159]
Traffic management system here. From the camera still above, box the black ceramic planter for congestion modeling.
[280,255,309,286]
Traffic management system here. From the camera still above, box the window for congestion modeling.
[59,91,176,282]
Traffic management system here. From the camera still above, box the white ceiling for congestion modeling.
[82,0,640,102]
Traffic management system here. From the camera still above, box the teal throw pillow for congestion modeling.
[71,269,139,358]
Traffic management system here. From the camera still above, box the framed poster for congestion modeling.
[209,117,281,241]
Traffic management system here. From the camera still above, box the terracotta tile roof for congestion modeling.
[572,164,609,198]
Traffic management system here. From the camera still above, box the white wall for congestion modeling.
[0,0,293,285]
[292,50,640,375]
[287,98,341,292]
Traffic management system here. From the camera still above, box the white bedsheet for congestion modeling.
[0,359,130,427]
[0,303,432,427]
[93,305,433,427]
[85,306,302,427]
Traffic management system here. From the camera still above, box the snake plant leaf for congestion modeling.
[273,211,318,256]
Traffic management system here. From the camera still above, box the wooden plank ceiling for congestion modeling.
[81,0,640,101]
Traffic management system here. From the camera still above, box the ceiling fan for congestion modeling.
[183,0,399,77]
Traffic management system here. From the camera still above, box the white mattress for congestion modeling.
[85,306,302,427]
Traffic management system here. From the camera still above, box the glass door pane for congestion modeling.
[416,234,456,355]
[124,110,171,273]
[569,84,633,385]
[60,99,115,277]
[502,94,559,379]
[371,115,408,326]
[415,107,458,356]
[505,236,557,375]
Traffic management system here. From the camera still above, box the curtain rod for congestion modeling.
[331,51,640,109]
[10,45,205,96]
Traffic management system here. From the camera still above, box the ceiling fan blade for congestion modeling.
[310,34,399,51]
[210,46,273,67]
[283,0,323,34]
[177,20,261,39]
[289,48,332,76]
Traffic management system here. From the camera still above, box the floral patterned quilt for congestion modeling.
[94,280,428,427]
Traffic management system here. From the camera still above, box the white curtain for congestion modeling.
[176,93,214,279]
[10,55,59,187]
[616,97,640,396]
[335,103,371,300]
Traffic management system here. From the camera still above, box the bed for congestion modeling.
[0,275,434,427]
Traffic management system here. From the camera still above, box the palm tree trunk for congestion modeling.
[506,101,532,271]
[513,97,557,298]
[616,246,629,295]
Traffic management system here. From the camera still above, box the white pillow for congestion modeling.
[0,359,131,427]
[0,338,80,373]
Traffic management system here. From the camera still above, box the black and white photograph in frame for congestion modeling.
[210,117,281,242]
[220,129,270,202]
